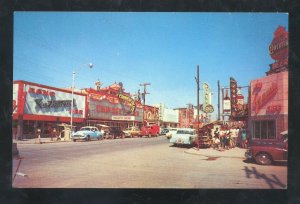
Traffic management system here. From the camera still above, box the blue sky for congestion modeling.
[13,12,288,118]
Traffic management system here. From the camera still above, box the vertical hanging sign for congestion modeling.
[230,77,238,117]
[202,82,214,113]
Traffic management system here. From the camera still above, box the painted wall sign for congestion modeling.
[88,98,142,121]
[144,106,159,122]
[266,105,281,114]
[28,87,56,97]
[252,83,278,115]
[250,71,288,116]
[24,84,85,118]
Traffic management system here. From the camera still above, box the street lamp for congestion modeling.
[70,63,93,137]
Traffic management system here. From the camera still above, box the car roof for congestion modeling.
[81,126,98,128]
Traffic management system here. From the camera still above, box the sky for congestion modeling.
[13,12,288,119]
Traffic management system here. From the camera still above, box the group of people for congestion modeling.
[211,127,249,151]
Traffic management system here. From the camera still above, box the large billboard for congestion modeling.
[88,97,143,122]
[23,84,86,118]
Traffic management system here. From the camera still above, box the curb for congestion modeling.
[184,149,245,159]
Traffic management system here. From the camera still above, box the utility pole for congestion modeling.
[218,80,220,121]
[139,83,151,125]
[195,65,200,151]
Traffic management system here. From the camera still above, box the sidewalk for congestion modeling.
[13,138,69,144]
[185,147,247,159]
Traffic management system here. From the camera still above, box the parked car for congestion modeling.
[166,128,178,139]
[108,126,125,139]
[141,124,160,137]
[245,130,288,165]
[123,126,141,138]
[71,126,104,142]
[160,128,169,136]
[170,128,197,146]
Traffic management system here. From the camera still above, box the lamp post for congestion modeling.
[70,63,93,137]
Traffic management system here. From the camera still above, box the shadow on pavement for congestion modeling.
[243,166,286,189]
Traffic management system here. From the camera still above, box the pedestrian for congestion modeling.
[241,129,247,148]
[52,128,57,141]
[219,127,226,150]
[224,128,230,150]
[212,135,220,149]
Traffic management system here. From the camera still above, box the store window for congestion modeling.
[253,120,276,139]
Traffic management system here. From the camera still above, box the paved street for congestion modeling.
[13,136,287,189]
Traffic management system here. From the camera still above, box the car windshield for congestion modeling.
[80,127,92,131]
[176,130,194,134]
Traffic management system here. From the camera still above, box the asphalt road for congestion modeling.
[13,136,287,189]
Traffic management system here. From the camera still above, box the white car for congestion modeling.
[170,128,197,146]
[166,128,178,139]
[71,126,104,142]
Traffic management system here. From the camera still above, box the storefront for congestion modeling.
[84,82,143,130]
[248,26,288,142]
[249,71,288,141]
[13,80,86,139]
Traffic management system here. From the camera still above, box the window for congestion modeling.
[253,120,276,139]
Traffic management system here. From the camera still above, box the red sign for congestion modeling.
[28,87,56,97]
[269,26,288,61]
[253,83,278,115]
[266,105,281,114]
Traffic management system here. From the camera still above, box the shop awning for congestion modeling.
[96,124,110,128]
[280,130,288,135]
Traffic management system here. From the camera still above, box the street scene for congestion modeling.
[12,12,288,189]
[13,137,287,189]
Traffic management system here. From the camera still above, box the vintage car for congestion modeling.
[166,128,178,139]
[170,128,197,146]
[245,130,288,165]
[160,128,169,136]
[123,126,141,138]
[108,126,125,139]
[71,126,104,142]
[141,124,160,137]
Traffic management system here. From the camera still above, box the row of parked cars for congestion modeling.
[71,124,161,142]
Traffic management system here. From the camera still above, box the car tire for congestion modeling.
[86,135,90,141]
[73,139,76,142]
[255,152,272,165]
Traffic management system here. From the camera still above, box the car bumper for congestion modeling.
[72,135,87,139]
[245,151,253,159]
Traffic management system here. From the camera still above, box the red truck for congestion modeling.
[245,130,288,165]
[141,124,160,137]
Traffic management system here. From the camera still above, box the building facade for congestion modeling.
[13,80,87,139]
[248,26,288,141]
